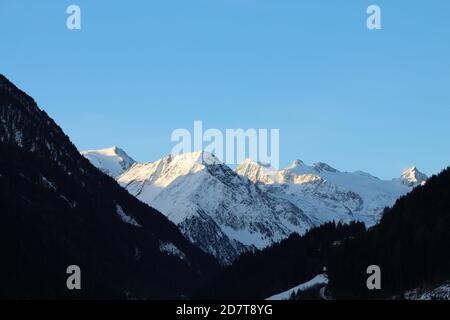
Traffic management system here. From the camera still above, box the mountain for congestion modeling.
[327,167,450,299]
[114,152,314,265]
[236,159,427,226]
[0,74,219,299]
[83,146,427,265]
[399,166,428,187]
[194,222,365,300]
[267,273,329,300]
[81,146,136,178]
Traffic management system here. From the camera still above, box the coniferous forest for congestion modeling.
[195,167,450,300]
[1,71,449,300]
[195,222,365,300]
[327,168,450,299]
[2,0,450,304]
[0,75,219,299]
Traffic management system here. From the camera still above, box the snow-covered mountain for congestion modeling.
[398,166,428,187]
[81,146,136,178]
[236,159,428,226]
[115,152,313,265]
[82,146,427,264]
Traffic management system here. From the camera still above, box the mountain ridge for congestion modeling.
[81,146,136,178]
[236,158,427,226]
[114,151,313,265]
[0,74,219,299]
[83,145,427,265]
[328,166,450,299]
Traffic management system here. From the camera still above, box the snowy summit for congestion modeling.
[81,146,136,178]
[81,147,428,265]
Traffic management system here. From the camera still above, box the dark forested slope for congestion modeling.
[195,222,365,300]
[327,168,450,299]
[0,74,219,299]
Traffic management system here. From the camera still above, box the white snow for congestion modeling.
[115,204,141,228]
[159,242,187,260]
[399,166,428,187]
[266,274,329,301]
[41,175,56,191]
[403,282,450,300]
[59,194,77,208]
[81,146,136,178]
[85,147,428,264]
[14,130,23,147]
[116,151,313,263]
[236,159,428,227]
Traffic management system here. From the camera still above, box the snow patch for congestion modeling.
[81,146,136,178]
[116,151,313,263]
[266,274,329,301]
[236,159,426,227]
[15,130,23,147]
[403,282,450,300]
[87,147,426,265]
[399,166,428,187]
[41,175,56,191]
[115,204,141,228]
[159,242,186,260]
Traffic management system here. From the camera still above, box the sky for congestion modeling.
[1,0,449,179]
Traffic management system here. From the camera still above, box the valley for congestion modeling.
[1,73,448,301]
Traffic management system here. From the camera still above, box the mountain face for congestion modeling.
[194,222,366,300]
[399,166,428,187]
[81,146,136,178]
[0,74,219,299]
[327,167,450,299]
[84,146,427,265]
[236,159,427,226]
[114,152,314,265]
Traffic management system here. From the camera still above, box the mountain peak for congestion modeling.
[400,166,428,187]
[289,159,306,169]
[116,150,313,264]
[0,74,8,84]
[81,146,136,178]
[235,158,279,184]
[239,158,273,169]
[313,162,338,173]
[239,158,258,166]
[0,74,31,102]
[166,151,223,167]
[88,146,123,155]
[0,74,13,87]
[0,74,82,171]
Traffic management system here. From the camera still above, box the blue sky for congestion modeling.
[1,0,449,179]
